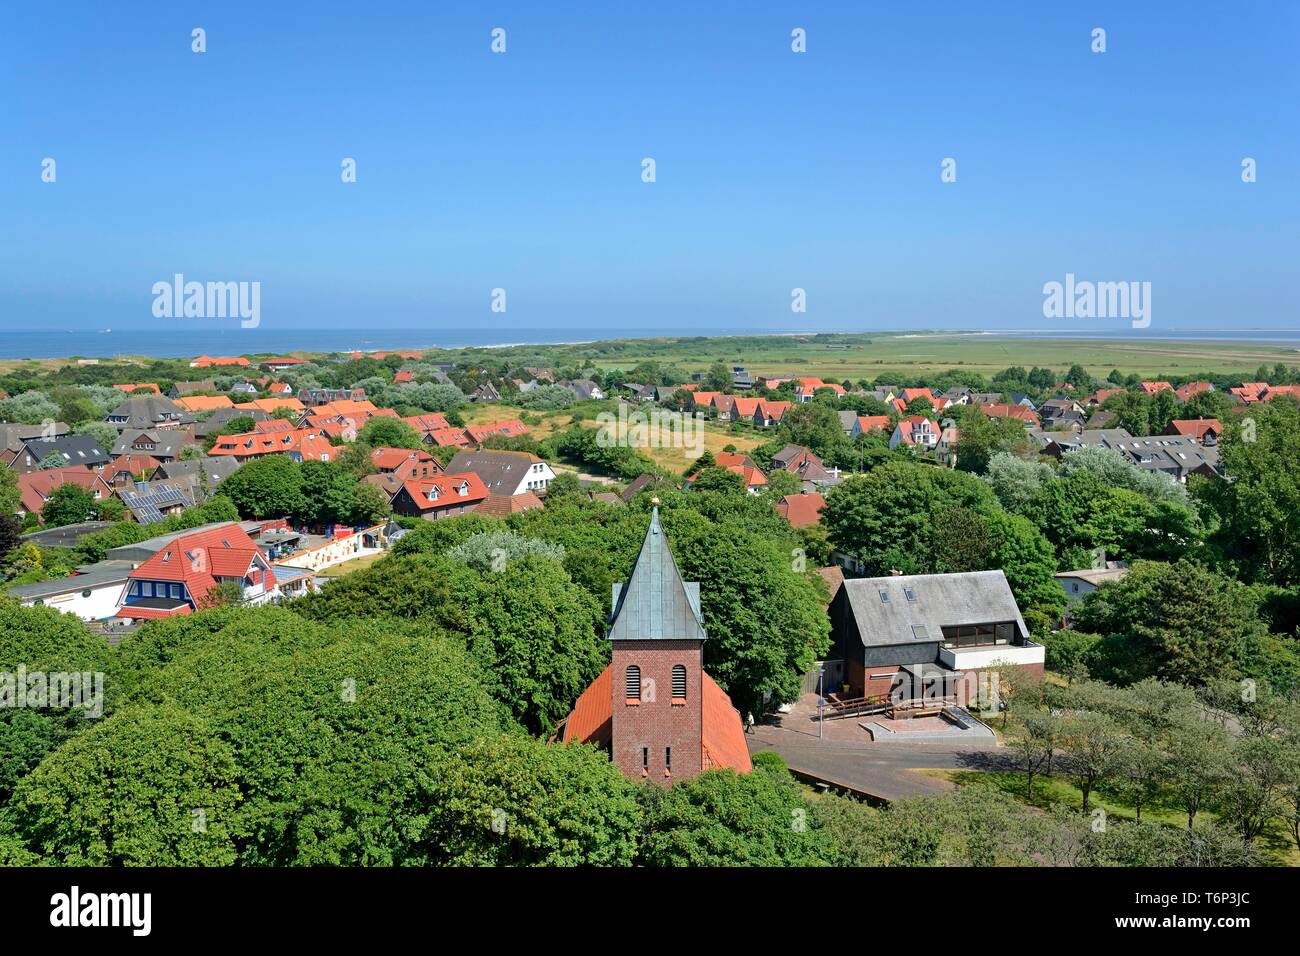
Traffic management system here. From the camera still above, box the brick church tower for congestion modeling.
[556,501,751,783]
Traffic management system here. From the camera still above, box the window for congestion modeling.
[672,664,687,699]
[665,747,672,772]
[904,587,916,602]
[626,665,641,701]
[642,747,649,770]
[941,622,1016,649]
[878,590,889,604]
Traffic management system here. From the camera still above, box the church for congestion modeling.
[556,503,752,782]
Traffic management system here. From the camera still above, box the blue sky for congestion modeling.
[1,1,1296,336]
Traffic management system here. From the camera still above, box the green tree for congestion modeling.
[357,416,423,450]
[216,455,306,520]
[39,484,96,527]
[419,735,641,866]
[1075,560,1266,686]
[638,768,833,866]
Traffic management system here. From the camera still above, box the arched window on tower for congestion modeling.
[672,664,687,701]
[626,665,641,702]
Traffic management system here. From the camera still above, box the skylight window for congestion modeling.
[879,591,889,604]
[911,625,930,640]
[904,587,916,602]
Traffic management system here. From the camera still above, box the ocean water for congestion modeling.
[1,327,1299,361]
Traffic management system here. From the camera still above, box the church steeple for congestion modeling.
[607,504,707,643]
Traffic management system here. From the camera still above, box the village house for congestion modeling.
[774,492,825,529]
[112,383,161,395]
[1164,418,1222,444]
[208,428,335,463]
[446,450,555,496]
[555,505,751,782]
[4,435,110,475]
[464,419,529,445]
[1174,381,1214,402]
[113,523,280,622]
[174,395,235,413]
[14,467,113,520]
[189,356,250,368]
[753,399,792,428]
[111,429,190,462]
[151,456,241,500]
[389,472,489,521]
[168,380,216,399]
[115,479,193,524]
[1055,565,1130,607]
[889,416,940,451]
[105,395,188,432]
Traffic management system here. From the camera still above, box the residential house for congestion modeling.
[829,570,1045,703]
[114,523,280,621]
[189,356,250,368]
[234,397,306,416]
[116,479,193,524]
[266,382,294,396]
[794,378,846,403]
[112,383,161,395]
[564,379,605,401]
[393,369,415,384]
[111,429,190,462]
[465,419,529,445]
[1085,388,1126,407]
[1164,418,1222,444]
[98,455,163,491]
[555,506,751,782]
[208,428,335,463]
[935,424,960,468]
[261,358,307,372]
[770,444,834,481]
[174,395,235,413]
[692,452,767,492]
[168,380,216,398]
[621,473,663,503]
[6,560,136,621]
[445,450,556,496]
[978,403,1041,428]
[389,472,489,521]
[774,492,826,529]
[402,413,452,436]
[474,491,546,516]
[151,457,242,500]
[1139,381,1174,396]
[0,422,69,451]
[940,387,973,407]
[716,395,760,423]
[105,395,188,432]
[298,387,367,407]
[470,382,502,403]
[1055,565,1130,607]
[753,400,792,428]
[889,416,940,451]
[731,367,756,390]
[1084,409,1118,429]
[4,435,111,475]
[14,467,112,519]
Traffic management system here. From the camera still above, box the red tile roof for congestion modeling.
[1167,418,1222,441]
[123,523,275,614]
[856,415,891,434]
[474,491,545,515]
[465,419,529,444]
[371,446,438,471]
[397,472,489,513]
[191,356,250,367]
[209,428,335,461]
[775,492,826,528]
[17,467,111,517]
[113,383,160,394]
[1139,381,1174,395]
[402,413,452,433]
[426,427,473,448]
[1174,382,1212,402]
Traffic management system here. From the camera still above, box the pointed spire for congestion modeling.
[608,505,707,642]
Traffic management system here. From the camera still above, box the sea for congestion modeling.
[2,327,1300,361]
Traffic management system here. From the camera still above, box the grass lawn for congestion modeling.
[930,768,1300,866]
[459,400,765,476]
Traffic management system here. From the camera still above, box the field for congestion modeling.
[460,400,763,474]
[9,332,1300,382]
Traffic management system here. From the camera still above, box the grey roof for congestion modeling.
[170,380,216,396]
[20,520,116,549]
[1055,567,1130,586]
[0,421,69,450]
[111,429,189,459]
[838,410,859,434]
[840,570,1028,648]
[192,406,269,438]
[607,507,707,642]
[1106,434,1221,478]
[152,456,241,486]
[445,450,541,495]
[105,394,186,430]
[621,473,662,503]
[17,434,110,467]
[1028,427,1134,449]
[7,560,135,601]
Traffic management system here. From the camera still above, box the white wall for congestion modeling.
[940,643,1045,671]
[24,582,127,622]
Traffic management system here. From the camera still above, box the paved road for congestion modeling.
[746,721,1009,801]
